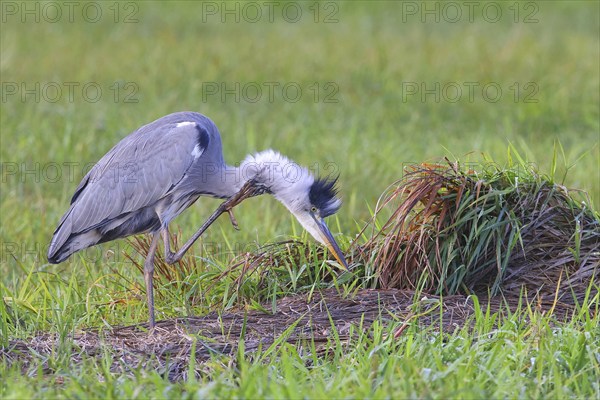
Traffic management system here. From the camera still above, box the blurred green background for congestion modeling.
[1,0,598,270]
[1,2,599,396]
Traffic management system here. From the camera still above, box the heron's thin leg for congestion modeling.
[164,180,259,265]
[164,202,228,264]
[162,228,173,260]
[144,232,161,329]
[163,209,238,264]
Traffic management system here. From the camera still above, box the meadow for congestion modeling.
[1,1,599,398]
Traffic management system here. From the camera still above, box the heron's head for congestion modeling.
[240,150,348,269]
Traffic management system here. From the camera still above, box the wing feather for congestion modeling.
[49,117,209,259]
[74,122,204,227]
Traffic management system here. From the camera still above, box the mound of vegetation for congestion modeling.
[355,159,599,304]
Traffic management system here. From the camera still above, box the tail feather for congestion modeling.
[47,228,102,264]
[47,206,161,264]
[48,205,103,263]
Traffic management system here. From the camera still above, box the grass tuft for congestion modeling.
[355,155,599,303]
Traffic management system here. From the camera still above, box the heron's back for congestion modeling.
[47,112,224,263]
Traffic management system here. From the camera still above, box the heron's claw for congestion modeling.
[227,209,240,230]
[220,180,262,231]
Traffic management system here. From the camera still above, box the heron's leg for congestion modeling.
[163,210,237,265]
[144,232,161,329]
[164,180,259,264]
[162,227,173,261]
[164,202,227,264]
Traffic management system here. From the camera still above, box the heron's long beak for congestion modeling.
[310,214,349,270]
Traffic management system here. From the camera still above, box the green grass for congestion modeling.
[1,1,599,398]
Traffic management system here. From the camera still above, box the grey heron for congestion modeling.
[47,111,348,328]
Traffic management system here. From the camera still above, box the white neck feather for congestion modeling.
[238,149,314,212]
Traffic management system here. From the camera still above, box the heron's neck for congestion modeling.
[205,164,248,198]
[227,150,314,207]
[206,150,311,205]
[209,163,274,198]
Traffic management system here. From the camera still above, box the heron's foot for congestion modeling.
[224,180,263,209]
[216,180,262,232]
[227,209,240,230]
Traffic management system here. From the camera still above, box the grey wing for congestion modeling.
[49,120,209,255]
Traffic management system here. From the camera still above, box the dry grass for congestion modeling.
[354,160,599,304]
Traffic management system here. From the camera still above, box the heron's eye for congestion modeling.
[310,206,318,213]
